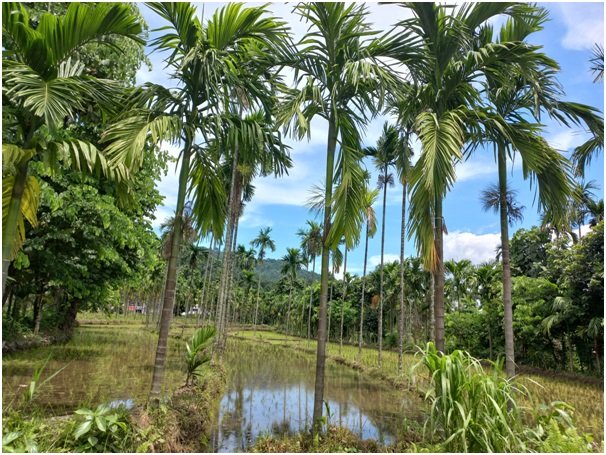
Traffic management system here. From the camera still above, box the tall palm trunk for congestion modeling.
[498,145,515,377]
[307,256,316,342]
[359,222,370,357]
[32,295,43,335]
[398,180,407,373]
[339,248,347,354]
[312,113,336,432]
[434,197,445,352]
[206,242,221,323]
[253,271,262,335]
[378,163,388,367]
[225,203,241,331]
[149,145,191,401]
[216,148,240,353]
[197,238,214,326]
[286,283,293,333]
[327,276,333,342]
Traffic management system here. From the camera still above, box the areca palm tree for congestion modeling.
[281,247,305,334]
[388,2,562,353]
[278,3,403,428]
[474,10,603,376]
[358,185,379,357]
[250,227,276,335]
[366,123,399,367]
[2,2,144,291]
[297,220,323,341]
[101,2,291,401]
[396,129,414,373]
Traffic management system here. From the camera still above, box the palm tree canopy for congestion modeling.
[388,2,572,269]
[2,2,145,260]
[297,220,323,263]
[281,247,305,282]
[251,226,276,262]
[278,2,403,250]
[480,183,525,225]
[102,2,293,240]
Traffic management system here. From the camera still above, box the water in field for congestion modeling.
[2,324,423,451]
[209,340,424,452]
[2,324,188,414]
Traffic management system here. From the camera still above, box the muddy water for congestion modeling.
[210,340,424,452]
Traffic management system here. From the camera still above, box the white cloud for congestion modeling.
[443,231,501,264]
[456,161,496,182]
[556,4,604,51]
[369,254,400,267]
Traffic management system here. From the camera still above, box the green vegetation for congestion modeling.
[2,1,603,453]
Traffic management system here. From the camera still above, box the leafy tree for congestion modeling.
[2,2,144,291]
[510,227,550,278]
[389,2,559,354]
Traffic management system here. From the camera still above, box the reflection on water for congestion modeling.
[211,341,424,452]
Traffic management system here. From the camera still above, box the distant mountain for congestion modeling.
[255,258,320,286]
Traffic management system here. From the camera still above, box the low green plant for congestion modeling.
[414,342,529,452]
[24,356,68,403]
[526,401,594,452]
[185,325,216,385]
[72,403,133,452]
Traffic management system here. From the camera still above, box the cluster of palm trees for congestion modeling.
[3,2,603,430]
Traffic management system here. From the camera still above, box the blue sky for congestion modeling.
[137,2,604,277]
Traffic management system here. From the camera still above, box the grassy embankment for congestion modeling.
[232,329,604,444]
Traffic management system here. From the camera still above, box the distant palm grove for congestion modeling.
[2,1,604,453]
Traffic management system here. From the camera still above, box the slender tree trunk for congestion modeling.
[429,272,435,342]
[326,276,334,343]
[149,146,191,401]
[398,180,407,373]
[498,146,515,377]
[359,222,370,357]
[327,278,333,343]
[216,147,240,353]
[287,284,293,334]
[225,204,241,334]
[197,237,214,326]
[378,164,388,367]
[434,197,445,352]
[312,113,336,432]
[253,272,262,335]
[307,257,316,342]
[207,242,221,324]
[339,248,347,354]
[32,295,43,334]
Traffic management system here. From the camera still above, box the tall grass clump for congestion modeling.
[416,342,530,452]
[415,343,596,452]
